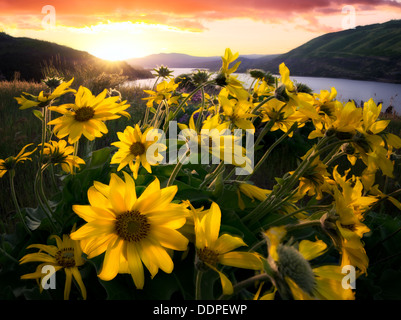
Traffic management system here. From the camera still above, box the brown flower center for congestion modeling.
[55,248,76,268]
[74,106,95,122]
[197,247,219,266]
[115,210,150,242]
[130,142,146,157]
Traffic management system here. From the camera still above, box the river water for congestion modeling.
[127,68,401,114]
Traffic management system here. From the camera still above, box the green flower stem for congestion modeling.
[164,80,216,133]
[9,170,31,235]
[195,270,204,300]
[151,100,164,128]
[34,164,58,232]
[143,76,160,126]
[242,137,343,223]
[253,119,275,150]
[199,160,225,189]
[167,162,183,187]
[166,149,190,187]
[262,205,332,230]
[278,138,351,194]
[243,123,297,182]
[195,87,206,132]
[73,140,80,175]
[251,96,275,120]
[285,220,322,233]
[324,151,345,166]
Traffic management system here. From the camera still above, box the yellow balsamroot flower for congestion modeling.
[194,202,262,296]
[252,79,275,99]
[219,91,256,130]
[70,173,189,289]
[278,63,318,121]
[292,153,330,200]
[110,124,167,179]
[142,79,180,108]
[329,100,363,138]
[358,98,390,135]
[259,98,305,136]
[331,166,378,221]
[264,227,354,300]
[309,87,342,139]
[216,48,249,100]
[15,78,75,110]
[19,231,86,300]
[178,111,252,171]
[41,140,85,174]
[345,99,401,178]
[328,166,377,274]
[237,183,271,210]
[48,86,130,144]
[0,143,36,178]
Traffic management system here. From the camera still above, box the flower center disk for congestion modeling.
[115,210,150,242]
[197,247,219,266]
[55,248,76,268]
[74,106,95,122]
[130,142,146,157]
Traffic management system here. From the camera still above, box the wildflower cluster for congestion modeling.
[1,48,400,300]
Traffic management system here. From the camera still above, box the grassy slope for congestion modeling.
[0,32,152,82]
[241,20,401,83]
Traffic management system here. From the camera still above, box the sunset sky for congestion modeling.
[1,0,401,61]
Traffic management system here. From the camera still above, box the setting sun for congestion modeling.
[89,42,140,61]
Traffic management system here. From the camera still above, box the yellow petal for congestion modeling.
[126,242,145,289]
[298,239,327,261]
[150,226,189,251]
[219,251,262,270]
[98,238,123,281]
[213,234,247,254]
[202,202,221,247]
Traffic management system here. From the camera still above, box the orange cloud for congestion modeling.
[1,0,400,32]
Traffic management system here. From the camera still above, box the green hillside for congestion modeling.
[0,32,152,82]
[239,19,401,83]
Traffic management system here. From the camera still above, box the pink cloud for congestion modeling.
[0,0,400,32]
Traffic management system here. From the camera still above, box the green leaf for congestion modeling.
[87,147,111,169]
[32,109,43,122]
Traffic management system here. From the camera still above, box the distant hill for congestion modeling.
[127,53,279,70]
[0,32,152,82]
[238,19,401,83]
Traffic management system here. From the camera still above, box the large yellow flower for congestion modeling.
[329,167,377,274]
[219,91,256,130]
[293,153,330,200]
[41,140,85,174]
[19,231,86,300]
[215,48,249,100]
[48,86,130,144]
[70,173,189,289]
[259,98,306,136]
[110,124,167,179]
[264,227,354,300]
[193,202,262,295]
[142,79,180,108]
[278,63,318,120]
[178,110,252,171]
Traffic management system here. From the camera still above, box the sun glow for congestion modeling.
[89,42,141,61]
[81,20,195,61]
